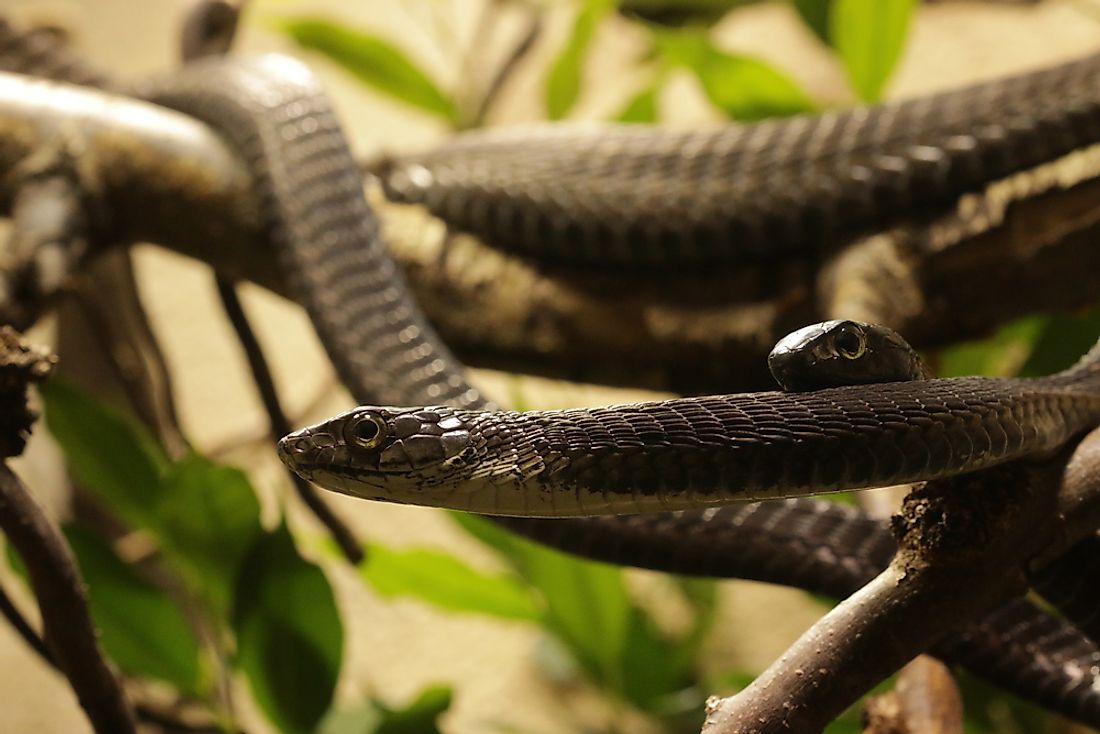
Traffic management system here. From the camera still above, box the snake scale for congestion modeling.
[1,19,1098,725]
[378,50,1100,267]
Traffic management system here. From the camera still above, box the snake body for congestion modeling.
[498,502,1100,722]
[380,51,1100,267]
[280,355,1100,515]
[3,21,1098,724]
[140,54,1100,723]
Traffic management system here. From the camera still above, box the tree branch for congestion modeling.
[701,452,1070,734]
[0,155,90,330]
[0,331,134,733]
[0,72,1098,393]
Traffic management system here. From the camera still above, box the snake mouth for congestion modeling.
[276,432,314,480]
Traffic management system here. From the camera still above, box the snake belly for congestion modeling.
[11,30,1093,723]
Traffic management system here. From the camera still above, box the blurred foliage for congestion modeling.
[2,2,1095,734]
[546,0,616,119]
[21,380,358,733]
[317,686,452,734]
[830,0,916,101]
[280,17,459,124]
[279,0,917,130]
[653,28,815,119]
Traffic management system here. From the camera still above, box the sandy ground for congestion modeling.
[0,1,1099,732]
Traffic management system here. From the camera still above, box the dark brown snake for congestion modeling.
[377,49,1100,267]
[1,20,1098,726]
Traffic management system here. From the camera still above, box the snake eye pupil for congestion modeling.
[835,326,866,360]
[350,415,386,449]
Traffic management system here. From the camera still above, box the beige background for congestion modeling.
[0,0,1099,732]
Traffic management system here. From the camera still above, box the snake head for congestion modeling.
[278,406,475,499]
[768,320,927,392]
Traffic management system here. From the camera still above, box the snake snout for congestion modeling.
[277,429,319,478]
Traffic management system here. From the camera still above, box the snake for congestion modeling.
[377,49,1100,267]
[278,331,1100,515]
[1,17,1098,725]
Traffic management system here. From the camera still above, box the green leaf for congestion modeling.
[822,713,864,734]
[452,514,704,707]
[449,513,524,562]
[40,380,169,531]
[376,686,452,734]
[64,525,203,694]
[617,0,747,28]
[671,577,717,663]
[791,0,832,45]
[617,607,695,710]
[829,0,915,102]
[280,17,456,123]
[655,30,814,120]
[616,83,661,123]
[513,542,631,687]
[706,669,757,694]
[316,686,452,734]
[358,543,539,621]
[452,515,630,688]
[545,0,614,119]
[936,316,1047,378]
[316,704,383,734]
[955,669,1054,733]
[1018,305,1100,377]
[158,453,263,616]
[233,525,342,734]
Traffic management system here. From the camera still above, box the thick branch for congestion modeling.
[0,73,1099,393]
[0,465,136,734]
[0,327,133,732]
[0,161,90,329]
[701,454,1068,734]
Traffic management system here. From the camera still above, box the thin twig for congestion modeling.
[0,579,51,663]
[0,584,221,733]
[214,279,364,564]
[0,464,136,734]
[469,7,543,127]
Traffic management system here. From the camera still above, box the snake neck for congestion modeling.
[143,55,493,412]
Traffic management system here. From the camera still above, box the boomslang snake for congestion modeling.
[279,339,1100,515]
[378,49,1100,268]
[1,20,1098,724]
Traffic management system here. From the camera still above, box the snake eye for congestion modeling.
[834,324,866,360]
[348,414,387,450]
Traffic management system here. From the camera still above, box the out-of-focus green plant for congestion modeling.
[349,511,721,732]
[547,0,616,119]
[3,380,452,734]
[280,17,459,125]
[276,0,915,130]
